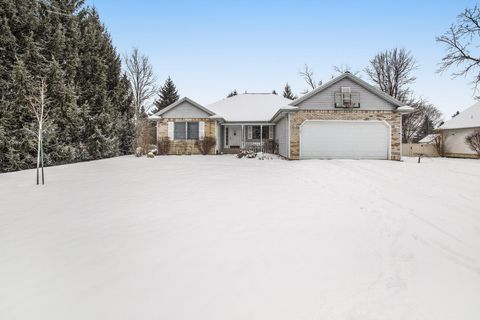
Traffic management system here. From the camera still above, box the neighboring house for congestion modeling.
[437,102,480,158]
[150,72,413,160]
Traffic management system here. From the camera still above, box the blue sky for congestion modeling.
[86,0,478,119]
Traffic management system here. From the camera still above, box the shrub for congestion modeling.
[157,137,171,155]
[147,152,155,158]
[465,130,480,156]
[135,146,143,157]
[433,133,446,157]
[196,137,216,155]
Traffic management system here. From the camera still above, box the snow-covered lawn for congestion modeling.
[1,156,479,320]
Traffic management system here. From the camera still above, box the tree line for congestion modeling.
[0,0,180,173]
[0,0,134,173]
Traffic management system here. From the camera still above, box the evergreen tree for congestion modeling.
[0,0,135,172]
[227,89,238,98]
[282,83,295,100]
[417,115,435,141]
[153,77,179,113]
[117,74,135,155]
[272,90,277,95]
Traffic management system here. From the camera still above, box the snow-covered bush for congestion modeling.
[257,152,275,160]
[135,146,143,157]
[147,151,155,158]
[157,137,171,155]
[196,137,216,155]
[237,150,256,159]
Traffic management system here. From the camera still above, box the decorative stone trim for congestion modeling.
[289,109,402,160]
[157,118,217,155]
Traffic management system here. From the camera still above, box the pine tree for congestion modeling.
[282,83,295,100]
[0,0,135,172]
[272,90,277,95]
[153,77,179,113]
[117,74,135,155]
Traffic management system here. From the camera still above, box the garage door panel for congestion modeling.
[300,121,389,159]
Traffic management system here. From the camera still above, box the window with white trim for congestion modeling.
[251,126,269,140]
[174,122,200,140]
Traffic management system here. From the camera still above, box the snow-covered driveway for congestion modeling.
[1,156,479,320]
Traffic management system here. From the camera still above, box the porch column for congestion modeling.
[260,125,263,152]
[241,125,245,148]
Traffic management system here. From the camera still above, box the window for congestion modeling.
[251,126,269,140]
[187,122,199,140]
[174,122,186,140]
[174,122,199,140]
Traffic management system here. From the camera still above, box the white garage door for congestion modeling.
[300,121,390,159]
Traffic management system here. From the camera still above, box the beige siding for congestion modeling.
[297,78,396,111]
[162,101,211,118]
[444,128,478,156]
[402,143,439,157]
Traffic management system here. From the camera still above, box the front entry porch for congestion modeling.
[221,123,276,153]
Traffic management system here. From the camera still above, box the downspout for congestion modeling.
[287,113,291,159]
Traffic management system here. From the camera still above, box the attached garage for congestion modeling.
[299,120,391,160]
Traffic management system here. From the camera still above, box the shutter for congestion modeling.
[247,126,252,139]
[199,121,205,139]
[167,122,174,140]
[269,126,273,139]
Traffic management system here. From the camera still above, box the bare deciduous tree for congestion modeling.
[365,48,417,101]
[333,64,360,77]
[401,96,443,143]
[135,117,155,155]
[433,132,447,157]
[28,78,48,185]
[437,6,480,93]
[299,64,322,93]
[125,48,157,116]
[465,130,480,156]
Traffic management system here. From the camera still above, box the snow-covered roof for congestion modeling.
[418,134,439,144]
[206,93,296,122]
[438,101,480,130]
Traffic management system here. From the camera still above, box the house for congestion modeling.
[150,72,414,160]
[436,101,480,158]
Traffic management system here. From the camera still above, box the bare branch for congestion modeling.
[365,48,417,101]
[299,64,321,92]
[333,64,360,77]
[124,48,157,116]
[437,5,480,93]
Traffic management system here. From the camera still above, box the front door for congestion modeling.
[226,126,242,148]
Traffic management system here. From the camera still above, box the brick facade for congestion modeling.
[157,118,217,155]
[289,110,402,160]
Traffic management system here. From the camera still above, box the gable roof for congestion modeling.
[206,93,295,122]
[153,97,216,117]
[290,72,405,108]
[438,101,480,130]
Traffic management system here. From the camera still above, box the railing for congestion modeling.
[244,141,277,154]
